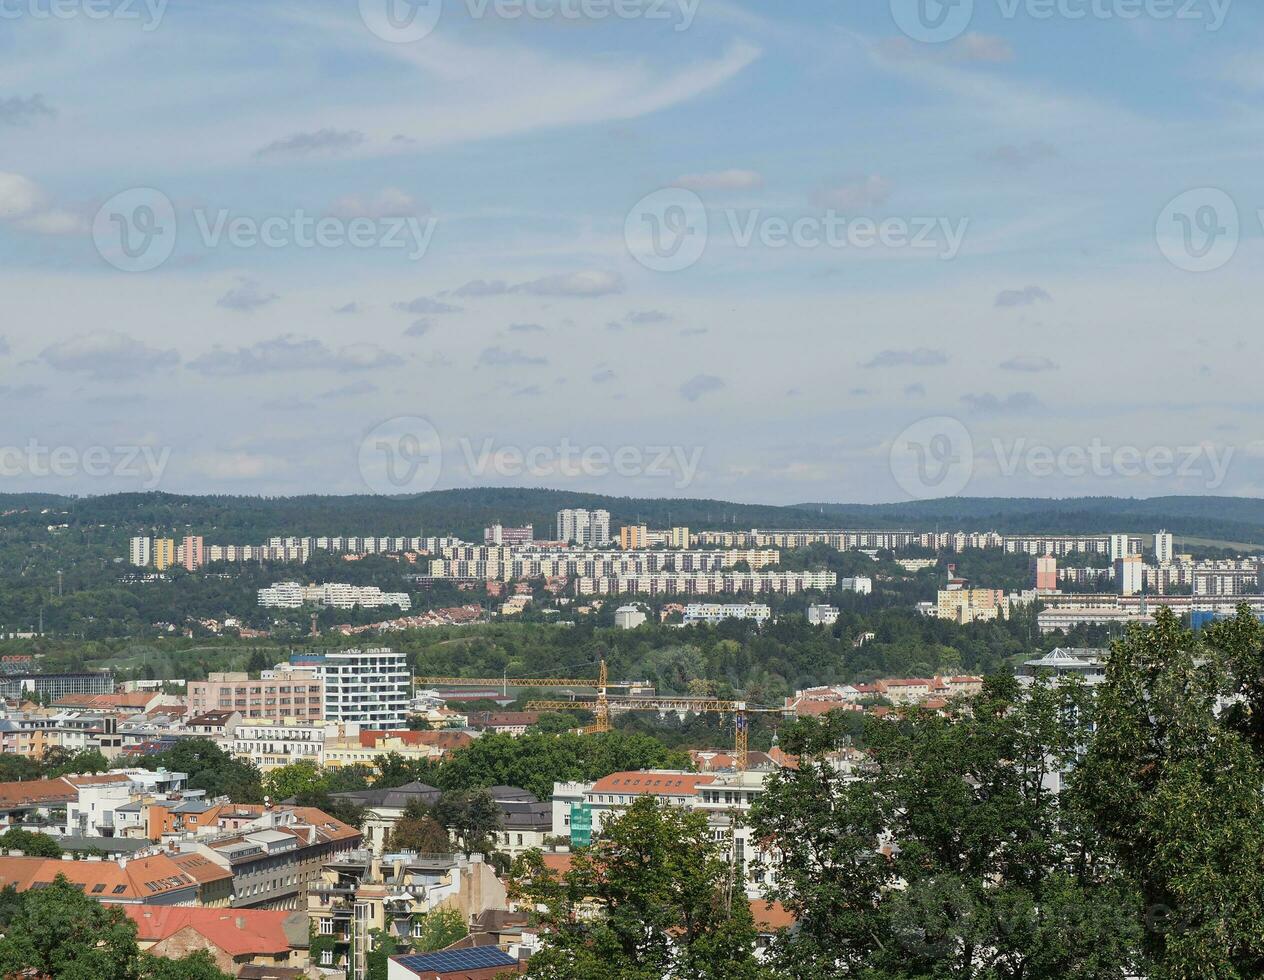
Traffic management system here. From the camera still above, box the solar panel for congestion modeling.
[394,946,517,974]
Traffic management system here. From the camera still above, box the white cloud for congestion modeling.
[40,331,179,380]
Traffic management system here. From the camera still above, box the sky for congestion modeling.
[2,0,1264,504]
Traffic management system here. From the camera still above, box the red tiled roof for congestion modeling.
[749,899,796,932]
[589,772,714,796]
[125,906,295,956]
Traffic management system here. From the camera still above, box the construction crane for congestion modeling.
[527,693,773,771]
[415,659,633,700]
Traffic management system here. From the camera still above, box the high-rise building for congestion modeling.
[181,535,205,571]
[484,524,534,546]
[668,527,691,549]
[1108,533,1131,563]
[1115,554,1144,596]
[1154,530,1174,565]
[129,536,151,567]
[619,525,648,550]
[287,648,411,728]
[1032,554,1057,591]
[153,538,176,571]
[557,509,611,547]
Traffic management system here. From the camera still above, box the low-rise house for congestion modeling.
[467,712,540,736]
[486,787,551,860]
[0,852,202,905]
[323,729,472,769]
[125,905,310,975]
[330,782,442,855]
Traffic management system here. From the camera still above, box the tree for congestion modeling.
[510,796,764,979]
[0,875,139,980]
[135,738,262,803]
[365,928,401,980]
[752,678,1143,979]
[410,907,468,952]
[1075,607,1264,978]
[263,759,326,801]
[0,827,63,857]
[41,747,110,778]
[139,949,233,980]
[387,799,452,853]
[434,790,500,857]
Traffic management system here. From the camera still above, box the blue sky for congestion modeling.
[2,0,1264,503]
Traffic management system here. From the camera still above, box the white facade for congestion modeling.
[683,603,772,625]
[293,648,411,728]
[129,536,151,567]
[839,576,873,595]
[556,509,611,547]
[806,603,839,625]
[1114,556,1144,596]
[258,582,411,610]
[1154,530,1174,564]
[614,605,647,629]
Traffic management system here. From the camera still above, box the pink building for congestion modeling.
[1032,554,1057,591]
[181,535,205,571]
[187,671,324,722]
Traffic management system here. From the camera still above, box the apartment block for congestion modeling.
[129,536,151,567]
[188,672,325,723]
[556,509,611,547]
[286,648,411,728]
[936,588,1007,625]
[181,535,205,571]
[153,538,176,571]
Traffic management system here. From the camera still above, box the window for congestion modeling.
[320,951,333,966]
[320,919,334,935]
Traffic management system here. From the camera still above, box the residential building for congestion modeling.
[839,576,873,595]
[258,582,412,610]
[618,524,648,550]
[614,604,647,629]
[556,509,611,547]
[1115,554,1144,596]
[323,730,473,771]
[223,722,330,771]
[0,670,114,702]
[286,649,411,728]
[175,805,362,910]
[574,570,834,596]
[153,538,176,571]
[309,850,508,978]
[683,603,772,626]
[484,524,534,545]
[805,604,839,626]
[330,782,443,855]
[181,535,205,572]
[1154,530,1174,564]
[1032,555,1058,591]
[669,526,690,549]
[389,947,524,979]
[129,536,152,567]
[125,906,310,976]
[0,852,203,905]
[935,588,1007,625]
[188,672,324,723]
[486,786,552,860]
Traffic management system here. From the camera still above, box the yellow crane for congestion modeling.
[415,659,637,700]
[527,693,770,771]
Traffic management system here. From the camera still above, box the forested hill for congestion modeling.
[5,490,1264,545]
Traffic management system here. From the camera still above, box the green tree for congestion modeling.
[510,796,764,979]
[753,678,1143,979]
[410,907,468,952]
[1076,606,1264,978]
[0,875,140,980]
[365,928,401,980]
[386,799,452,853]
[139,949,233,980]
[263,759,326,801]
[135,738,262,802]
[0,827,63,857]
[434,789,500,857]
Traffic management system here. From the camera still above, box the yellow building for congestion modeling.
[669,526,691,549]
[153,538,176,570]
[619,524,648,550]
[936,588,1007,625]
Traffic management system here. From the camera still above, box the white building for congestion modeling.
[258,582,411,610]
[614,605,647,630]
[839,576,873,595]
[287,648,411,728]
[556,509,611,547]
[129,536,151,567]
[683,603,772,626]
[1154,530,1174,565]
[806,604,839,626]
[1114,555,1144,596]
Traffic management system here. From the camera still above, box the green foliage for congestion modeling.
[262,759,327,800]
[410,907,468,953]
[434,790,501,857]
[386,799,453,853]
[511,797,765,979]
[1076,606,1264,978]
[753,677,1143,979]
[0,827,63,857]
[0,875,232,980]
[365,928,401,980]
[133,738,262,803]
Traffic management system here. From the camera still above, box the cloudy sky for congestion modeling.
[2,0,1263,503]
